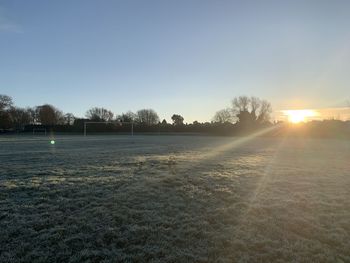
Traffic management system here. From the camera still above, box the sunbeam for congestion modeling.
[184,125,281,169]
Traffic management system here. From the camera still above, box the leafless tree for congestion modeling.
[36,104,64,125]
[85,107,114,122]
[116,111,137,123]
[212,108,234,123]
[8,107,31,130]
[231,96,272,124]
[37,104,57,125]
[0,95,14,129]
[232,96,250,113]
[257,100,272,124]
[136,109,159,125]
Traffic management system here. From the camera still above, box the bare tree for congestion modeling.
[8,107,31,130]
[0,95,13,129]
[257,100,272,124]
[232,96,250,113]
[231,96,272,125]
[136,109,159,125]
[37,104,57,125]
[55,109,65,125]
[85,107,114,122]
[212,108,234,123]
[116,111,137,123]
[36,104,64,125]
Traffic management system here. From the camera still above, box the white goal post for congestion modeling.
[83,121,134,136]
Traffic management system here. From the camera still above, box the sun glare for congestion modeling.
[283,110,318,123]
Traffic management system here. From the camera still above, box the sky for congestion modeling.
[0,0,350,122]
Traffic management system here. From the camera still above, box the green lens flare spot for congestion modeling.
[50,140,55,145]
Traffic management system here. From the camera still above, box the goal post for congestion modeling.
[83,121,134,136]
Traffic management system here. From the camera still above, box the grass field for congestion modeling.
[0,135,349,262]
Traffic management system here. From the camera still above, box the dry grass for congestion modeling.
[0,135,349,262]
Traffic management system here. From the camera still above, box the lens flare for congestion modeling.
[282,110,318,123]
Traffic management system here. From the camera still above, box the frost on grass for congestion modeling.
[0,135,349,262]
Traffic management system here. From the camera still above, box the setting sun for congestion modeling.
[283,110,318,123]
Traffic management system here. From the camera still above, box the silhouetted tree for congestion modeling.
[232,96,250,113]
[212,108,233,123]
[116,111,137,122]
[136,109,159,125]
[171,114,184,125]
[232,96,272,125]
[36,104,63,126]
[37,104,56,125]
[0,114,12,129]
[85,107,114,122]
[0,92,277,134]
[56,109,65,125]
[232,96,254,126]
[257,100,272,124]
[0,95,13,129]
[8,107,31,130]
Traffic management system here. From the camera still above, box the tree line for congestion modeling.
[0,94,273,134]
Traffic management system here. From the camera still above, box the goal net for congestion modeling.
[83,121,134,136]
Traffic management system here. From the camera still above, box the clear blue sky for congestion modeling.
[1,0,349,122]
